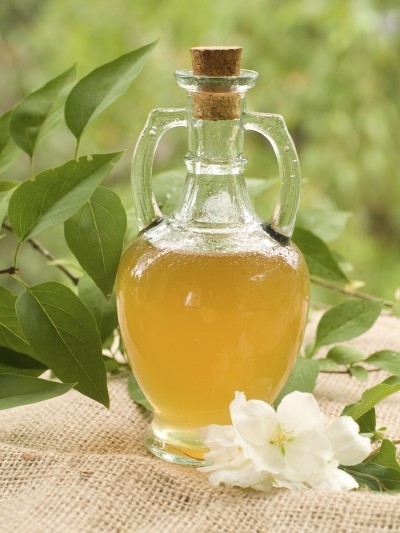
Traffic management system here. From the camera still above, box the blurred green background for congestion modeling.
[0,0,399,302]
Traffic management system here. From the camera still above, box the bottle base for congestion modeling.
[144,425,213,467]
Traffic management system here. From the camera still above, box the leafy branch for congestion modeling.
[311,275,394,310]
[0,42,156,410]
[2,221,79,285]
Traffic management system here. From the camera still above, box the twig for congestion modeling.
[311,276,394,309]
[320,368,381,375]
[0,266,18,275]
[27,238,79,285]
[2,222,79,286]
[367,439,400,460]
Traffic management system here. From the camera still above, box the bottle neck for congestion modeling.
[187,93,245,166]
[173,92,258,228]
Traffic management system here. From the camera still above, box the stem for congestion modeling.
[0,266,18,275]
[311,276,394,309]
[25,237,79,285]
[2,222,79,286]
[12,273,28,288]
[13,241,22,269]
[29,156,34,179]
[75,139,80,160]
[320,368,381,375]
[367,439,400,460]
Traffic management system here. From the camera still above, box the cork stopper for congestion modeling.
[190,46,242,76]
[189,46,242,120]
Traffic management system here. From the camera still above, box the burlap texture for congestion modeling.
[0,312,399,532]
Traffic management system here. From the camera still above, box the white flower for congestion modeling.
[198,424,273,491]
[326,416,372,466]
[309,460,358,491]
[198,391,372,492]
[102,330,125,361]
[231,391,332,486]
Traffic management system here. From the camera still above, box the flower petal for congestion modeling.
[311,461,359,491]
[327,416,372,466]
[202,456,273,491]
[273,477,307,490]
[199,455,245,473]
[284,430,332,482]
[245,441,286,474]
[200,425,244,464]
[277,392,325,434]
[230,391,277,445]
[199,424,235,446]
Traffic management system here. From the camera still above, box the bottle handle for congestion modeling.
[132,108,187,230]
[244,111,301,242]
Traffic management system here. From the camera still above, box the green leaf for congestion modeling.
[0,181,17,227]
[10,65,76,157]
[0,286,34,356]
[326,345,365,365]
[317,358,341,371]
[273,357,319,407]
[296,208,352,242]
[356,408,376,434]
[303,341,315,358]
[340,463,400,493]
[331,250,354,275]
[128,373,152,411]
[0,374,75,410]
[124,206,139,245]
[8,152,122,241]
[65,186,127,297]
[367,440,400,471]
[365,350,400,375]
[152,171,184,214]
[0,109,13,153]
[78,275,118,342]
[65,41,157,141]
[152,171,277,215]
[16,282,109,407]
[349,365,369,380]
[246,177,280,197]
[103,356,121,374]
[46,258,84,278]
[315,300,383,349]
[0,346,47,376]
[0,140,20,175]
[292,227,348,282]
[392,302,400,319]
[342,375,400,421]
[0,110,20,175]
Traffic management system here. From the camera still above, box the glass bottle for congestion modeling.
[117,47,309,465]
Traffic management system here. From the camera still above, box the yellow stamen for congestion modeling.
[269,425,294,455]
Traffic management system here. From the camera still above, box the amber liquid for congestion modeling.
[117,237,309,451]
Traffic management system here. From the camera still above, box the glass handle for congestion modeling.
[132,108,187,230]
[244,111,301,241]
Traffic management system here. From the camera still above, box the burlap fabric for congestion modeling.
[0,313,399,532]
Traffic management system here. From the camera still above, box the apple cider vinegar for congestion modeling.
[117,236,309,452]
[117,46,310,464]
